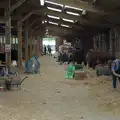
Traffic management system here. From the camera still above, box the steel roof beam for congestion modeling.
[9,0,29,16]
[35,7,110,28]
[45,0,105,14]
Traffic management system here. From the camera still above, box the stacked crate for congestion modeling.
[74,70,87,80]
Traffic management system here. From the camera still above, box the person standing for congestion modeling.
[47,45,52,56]
[44,45,46,55]
[58,45,63,64]
[49,45,52,56]
[111,59,120,89]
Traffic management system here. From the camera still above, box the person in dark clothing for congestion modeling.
[59,52,63,65]
[111,59,120,89]
[49,47,52,56]
[68,54,72,64]
[44,45,46,55]
[47,45,52,56]
[62,52,68,63]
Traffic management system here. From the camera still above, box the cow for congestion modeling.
[86,50,113,69]
[72,48,86,65]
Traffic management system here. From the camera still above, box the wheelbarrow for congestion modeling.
[0,64,28,90]
[0,77,6,91]
[2,76,28,90]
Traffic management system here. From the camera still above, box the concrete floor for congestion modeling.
[0,56,120,120]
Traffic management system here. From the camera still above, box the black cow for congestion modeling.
[72,49,85,64]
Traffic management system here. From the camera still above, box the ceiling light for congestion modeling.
[42,21,45,24]
[82,10,86,15]
[66,11,80,16]
[40,0,45,6]
[46,29,48,32]
[47,15,60,20]
[62,18,74,23]
[47,7,62,12]
[65,5,83,11]
[44,20,47,23]
[45,1,63,7]
[46,31,48,35]
[49,21,58,25]
[61,24,70,28]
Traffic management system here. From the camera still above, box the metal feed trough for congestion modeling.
[0,65,28,91]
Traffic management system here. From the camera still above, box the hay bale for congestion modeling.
[74,71,87,80]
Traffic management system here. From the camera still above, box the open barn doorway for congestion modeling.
[42,37,56,55]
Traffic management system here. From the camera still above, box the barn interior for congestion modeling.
[1,0,120,120]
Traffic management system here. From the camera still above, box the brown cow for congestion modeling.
[86,50,113,69]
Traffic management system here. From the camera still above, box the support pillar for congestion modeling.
[111,32,115,59]
[112,38,115,58]
[98,34,101,52]
[36,36,40,57]
[5,8,11,70]
[30,35,33,57]
[39,37,43,55]
[17,20,22,68]
[105,31,110,52]
[25,20,29,61]
[110,29,115,58]
[32,36,36,56]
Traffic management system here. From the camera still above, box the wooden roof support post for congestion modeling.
[17,18,23,68]
[8,0,29,16]
[29,30,33,58]
[98,33,101,52]
[110,29,115,58]
[4,0,28,70]
[25,20,29,61]
[35,36,37,56]
[33,34,39,57]
[36,36,40,57]
[5,6,11,71]
[31,31,37,57]
[33,31,38,57]
[32,35,35,56]
[38,34,43,55]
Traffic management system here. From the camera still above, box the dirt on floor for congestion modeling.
[0,56,120,120]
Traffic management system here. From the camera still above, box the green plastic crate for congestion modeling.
[74,64,84,70]
[65,65,75,79]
